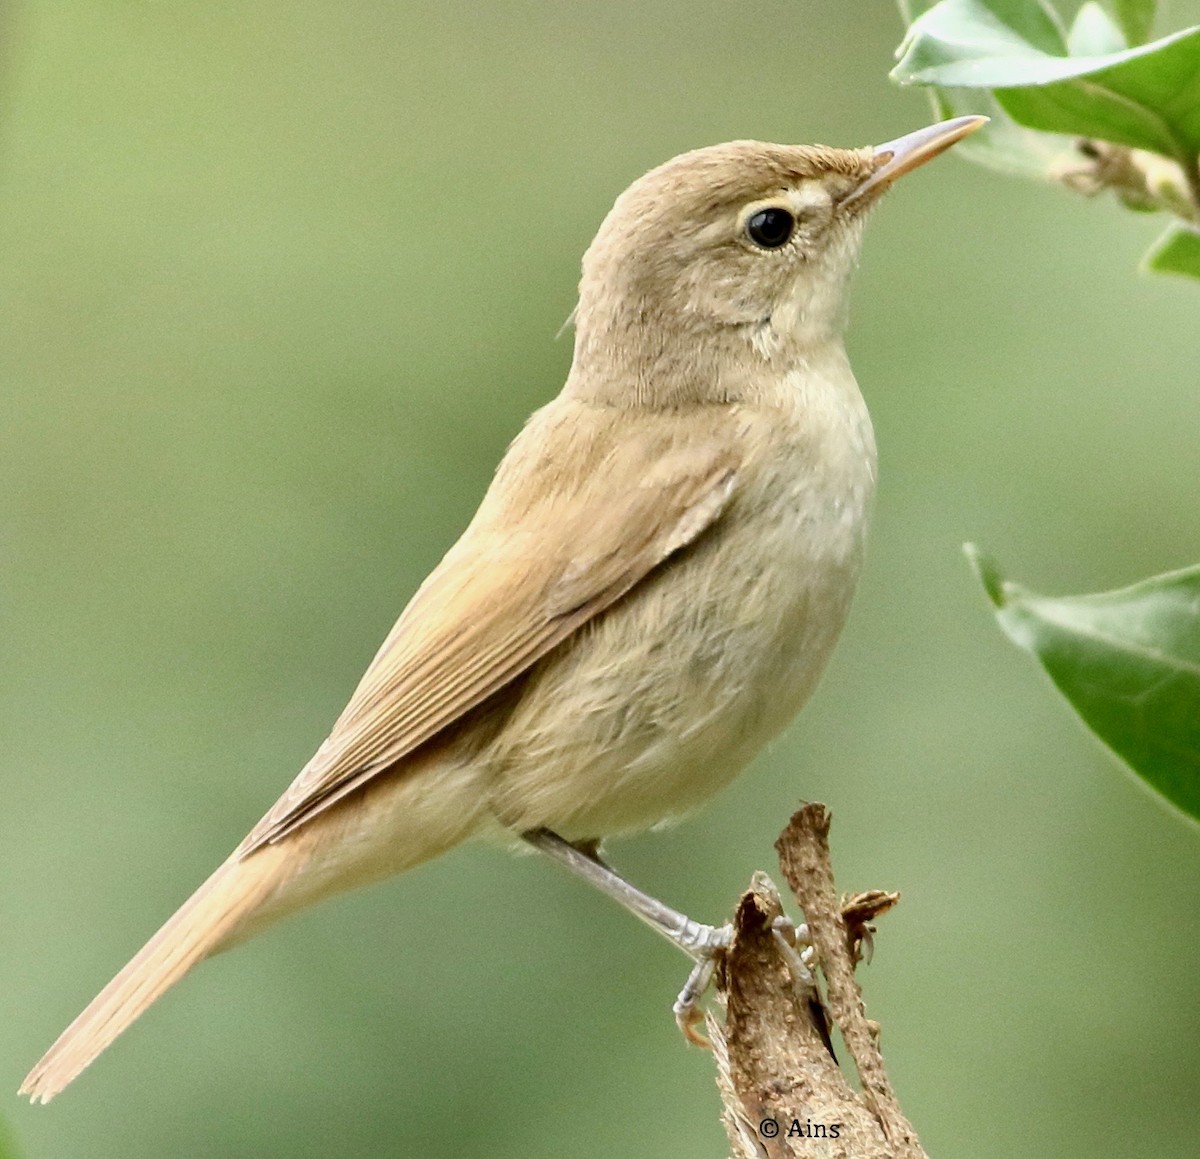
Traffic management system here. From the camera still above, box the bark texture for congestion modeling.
[704,803,924,1159]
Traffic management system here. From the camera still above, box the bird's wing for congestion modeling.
[243,411,740,852]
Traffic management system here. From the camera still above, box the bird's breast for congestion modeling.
[485,362,876,839]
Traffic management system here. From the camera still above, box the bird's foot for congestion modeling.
[523,830,819,1047]
[770,914,815,987]
[673,945,724,1047]
[673,913,816,1048]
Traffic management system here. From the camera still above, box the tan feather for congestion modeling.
[17,122,983,1103]
[19,405,741,1103]
[19,842,292,1104]
[245,405,740,850]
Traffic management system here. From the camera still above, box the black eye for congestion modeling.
[745,207,795,249]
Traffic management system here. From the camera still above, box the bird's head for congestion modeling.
[569,117,983,403]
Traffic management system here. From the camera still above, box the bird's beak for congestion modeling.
[840,115,988,208]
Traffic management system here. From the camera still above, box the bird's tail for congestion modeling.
[19,842,290,1104]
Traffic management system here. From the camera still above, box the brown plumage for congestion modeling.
[21,117,983,1103]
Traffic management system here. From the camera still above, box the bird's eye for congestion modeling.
[745,207,795,249]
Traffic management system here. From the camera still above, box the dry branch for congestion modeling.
[703,804,923,1159]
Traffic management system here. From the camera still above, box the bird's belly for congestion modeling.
[484,460,872,839]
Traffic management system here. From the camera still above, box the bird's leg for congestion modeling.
[569,837,605,863]
[671,911,816,1044]
[521,828,732,959]
[673,955,719,1046]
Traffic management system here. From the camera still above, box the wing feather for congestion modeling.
[243,407,740,852]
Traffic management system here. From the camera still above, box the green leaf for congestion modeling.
[1068,2,1127,55]
[898,0,1059,31]
[893,4,1078,178]
[892,0,1200,160]
[1109,0,1156,45]
[923,86,1078,176]
[894,0,1068,84]
[1143,222,1200,278]
[966,545,1200,823]
[897,0,941,20]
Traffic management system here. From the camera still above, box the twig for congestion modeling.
[777,806,923,1156]
[703,804,926,1159]
[1053,139,1200,223]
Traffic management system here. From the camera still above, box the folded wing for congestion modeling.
[244,408,741,852]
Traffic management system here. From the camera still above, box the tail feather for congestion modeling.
[20,844,287,1104]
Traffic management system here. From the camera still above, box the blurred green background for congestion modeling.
[3,2,1200,1156]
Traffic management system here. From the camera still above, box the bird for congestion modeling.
[20,115,984,1102]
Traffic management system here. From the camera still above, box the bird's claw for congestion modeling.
[672,922,733,1048]
[672,913,820,1047]
[673,955,718,1047]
